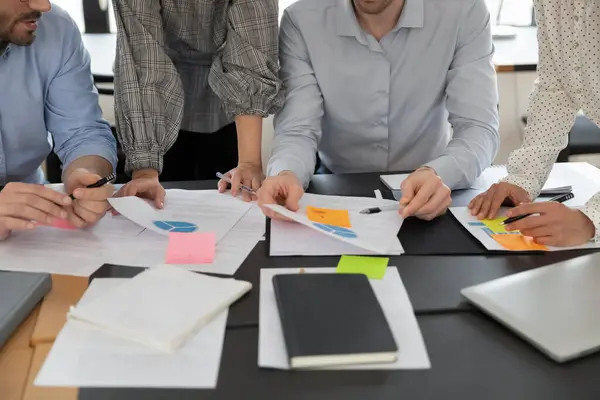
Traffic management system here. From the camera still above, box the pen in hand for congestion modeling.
[216,172,256,195]
[69,173,116,200]
[500,192,574,225]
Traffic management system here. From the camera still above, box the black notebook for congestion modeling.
[272,273,398,369]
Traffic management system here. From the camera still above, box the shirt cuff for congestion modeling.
[267,159,311,190]
[61,143,118,175]
[579,200,600,243]
[424,155,464,190]
[502,174,541,202]
[123,146,165,175]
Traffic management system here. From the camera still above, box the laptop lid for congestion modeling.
[461,254,600,363]
[0,271,52,348]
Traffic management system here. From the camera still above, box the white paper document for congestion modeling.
[266,193,404,255]
[0,189,265,277]
[470,163,600,206]
[36,278,228,389]
[450,207,600,252]
[68,265,251,352]
[108,190,251,242]
[258,267,430,370]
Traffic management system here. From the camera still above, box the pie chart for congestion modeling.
[153,220,198,233]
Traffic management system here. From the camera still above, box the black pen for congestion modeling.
[501,192,574,226]
[359,204,398,214]
[69,173,116,200]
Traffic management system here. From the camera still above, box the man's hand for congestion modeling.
[0,182,72,240]
[114,169,165,209]
[399,168,452,220]
[468,182,531,219]
[218,162,264,201]
[257,171,304,220]
[504,202,595,246]
[65,169,113,228]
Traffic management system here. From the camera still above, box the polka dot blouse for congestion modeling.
[504,0,600,241]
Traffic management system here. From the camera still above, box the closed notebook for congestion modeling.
[272,273,398,369]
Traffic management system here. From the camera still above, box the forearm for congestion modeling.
[425,124,499,190]
[62,155,113,190]
[235,115,263,166]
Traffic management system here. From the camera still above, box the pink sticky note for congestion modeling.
[166,232,216,264]
[45,219,78,230]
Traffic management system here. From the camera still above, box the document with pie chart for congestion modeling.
[108,190,252,243]
[265,193,404,255]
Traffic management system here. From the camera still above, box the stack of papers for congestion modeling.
[268,193,404,256]
[35,277,231,389]
[67,265,251,352]
[0,190,265,277]
[258,267,430,370]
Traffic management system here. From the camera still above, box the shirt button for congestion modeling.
[574,42,580,49]
[575,66,581,72]
[574,15,579,21]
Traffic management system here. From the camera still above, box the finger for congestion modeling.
[72,184,114,201]
[66,207,87,228]
[14,184,72,206]
[284,184,304,212]
[257,187,276,207]
[229,171,241,197]
[486,189,510,220]
[218,179,228,193]
[9,193,69,220]
[154,187,166,209]
[520,226,556,238]
[0,203,55,224]
[250,177,261,202]
[241,178,252,202]
[414,188,450,217]
[533,235,556,246]
[476,187,499,220]
[469,195,484,215]
[505,214,553,232]
[399,180,416,206]
[402,183,436,218]
[506,202,554,218]
[0,216,35,232]
[76,200,110,216]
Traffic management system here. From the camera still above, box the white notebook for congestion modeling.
[68,265,252,352]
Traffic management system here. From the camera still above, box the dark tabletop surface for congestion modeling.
[80,172,600,399]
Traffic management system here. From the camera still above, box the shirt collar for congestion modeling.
[336,0,424,39]
[0,41,10,58]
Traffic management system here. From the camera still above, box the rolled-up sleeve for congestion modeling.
[208,0,284,118]
[425,0,499,190]
[266,11,323,188]
[45,19,117,173]
[112,0,183,174]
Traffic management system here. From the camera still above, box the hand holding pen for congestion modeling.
[64,171,115,228]
[500,192,596,247]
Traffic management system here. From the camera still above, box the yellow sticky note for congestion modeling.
[491,234,548,251]
[482,217,508,234]
[336,256,389,280]
[306,206,352,228]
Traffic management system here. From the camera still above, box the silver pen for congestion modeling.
[216,172,256,194]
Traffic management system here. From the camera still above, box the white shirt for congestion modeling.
[505,0,600,240]
[268,0,499,189]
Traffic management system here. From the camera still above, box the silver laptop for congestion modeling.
[0,271,52,348]
[461,254,600,363]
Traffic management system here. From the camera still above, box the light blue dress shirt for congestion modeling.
[268,0,499,189]
[0,6,117,185]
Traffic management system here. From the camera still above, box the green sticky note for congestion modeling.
[336,256,389,280]
[482,217,508,234]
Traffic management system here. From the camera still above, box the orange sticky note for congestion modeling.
[166,232,215,264]
[306,206,352,228]
[44,219,77,230]
[491,234,548,251]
